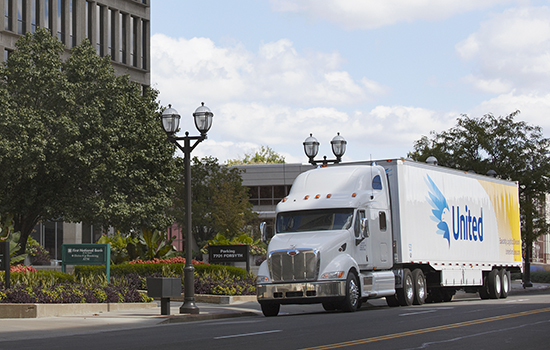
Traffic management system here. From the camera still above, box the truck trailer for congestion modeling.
[256,158,522,316]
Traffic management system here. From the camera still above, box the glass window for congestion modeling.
[277,208,354,233]
[372,175,382,190]
[354,210,366,238]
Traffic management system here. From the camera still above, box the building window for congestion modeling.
[96,4,101,55]
[141,19,148,69]
[57,0,64,43]
[31,0,38,32]
[5,0,12,31]
[131,16,137,66]
[17,0,25,34]
[45,0,51,30]
[120,12,126,63]
[248,185,290,206]
[109,8,114,60]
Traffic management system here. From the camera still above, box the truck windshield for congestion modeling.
[276,208,354,233]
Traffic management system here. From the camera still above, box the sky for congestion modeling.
[150,0,550,164]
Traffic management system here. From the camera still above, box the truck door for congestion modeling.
[368,209,393,270]
[354,209,371,269]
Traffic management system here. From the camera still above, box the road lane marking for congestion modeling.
[214,330,282,339]
[300,307,550,350]
[399,310,437,316]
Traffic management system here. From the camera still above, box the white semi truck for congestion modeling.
[257,159,522,316]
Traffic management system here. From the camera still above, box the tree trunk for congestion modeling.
[13,213,41,257]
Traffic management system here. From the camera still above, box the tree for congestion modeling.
[226,146,285,165]
[409,112,550,284]
[0,29,177,252]
[170,156,257,249]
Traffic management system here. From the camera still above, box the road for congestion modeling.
[2,292,549,350]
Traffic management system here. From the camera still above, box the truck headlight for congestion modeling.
[256,275,269,284]
[320,271,344,279]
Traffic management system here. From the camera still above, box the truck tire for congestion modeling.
[397,269,414,306]
[260,302,280,317]
[487,269,501,299]
[340,272,361,312]
[479,274,490,299]
[412,269,426,305]
[499,269,510,299]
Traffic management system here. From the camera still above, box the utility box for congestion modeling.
[147,277,182,315]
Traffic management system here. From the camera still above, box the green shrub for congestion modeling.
[0,270,75,288]
[74,263,248,279]
[530,271,550,283]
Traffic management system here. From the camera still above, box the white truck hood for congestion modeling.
[268,230,348,253]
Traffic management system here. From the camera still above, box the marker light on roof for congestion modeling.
[326,194,332,198]
[304,195,309,200]
[352,193,357,197]
[315,194,320,199]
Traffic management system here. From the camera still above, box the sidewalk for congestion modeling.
[0,281,547,343]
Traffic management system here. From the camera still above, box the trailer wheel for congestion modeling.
[397,269,414,306]
[341,272,361,312]
[487,269,502,299]
[412,269,426,305]
[479,274,490,300]
[499,269,510,299]
[260,302,280,317]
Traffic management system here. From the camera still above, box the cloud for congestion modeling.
[456,6,550,94]
[270,0,507,30]
[151,33,386,112]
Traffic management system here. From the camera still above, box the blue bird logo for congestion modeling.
[425,175,451,247]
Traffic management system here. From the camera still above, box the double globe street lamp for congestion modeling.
[303,133,347,166]
[161,102,214,314]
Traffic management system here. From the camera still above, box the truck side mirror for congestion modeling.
[260,222,268,243]
[360,218,369,238]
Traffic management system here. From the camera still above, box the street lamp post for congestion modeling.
[161,102,213,314]
[303,133,347,166]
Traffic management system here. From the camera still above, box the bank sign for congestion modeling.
[62,244,111,280]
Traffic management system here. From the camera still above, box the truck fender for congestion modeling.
[321,254,359,280]
[256,260,271,282]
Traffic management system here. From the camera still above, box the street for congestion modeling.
[1,291,549,350]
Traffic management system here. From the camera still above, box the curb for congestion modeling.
[158,294,257,304]
[0,302,157,319]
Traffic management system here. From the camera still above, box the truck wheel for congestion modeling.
[260,302,280,317]
[397,269,414,306]
[412,269,426,305]
[479,274,490,300]
[487,269,501,299]
[499,269,510,299]
[341,272,361,312]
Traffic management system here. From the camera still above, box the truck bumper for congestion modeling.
[257,281,346,304]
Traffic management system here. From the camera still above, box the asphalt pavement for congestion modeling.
[0,280,548,343]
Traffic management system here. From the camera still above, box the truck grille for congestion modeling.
[269,249,320,282]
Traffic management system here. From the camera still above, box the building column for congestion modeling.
[24,0,32,33]
[123,12,130,65]
[36,0,45,28]
[73,0,85,45]
[100,3,107,56]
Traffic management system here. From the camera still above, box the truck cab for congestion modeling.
[256,165,395,316]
